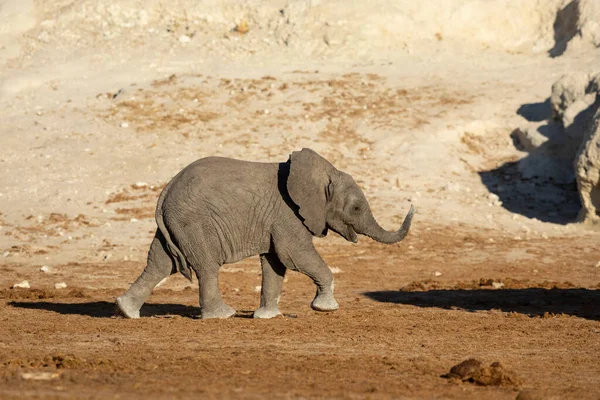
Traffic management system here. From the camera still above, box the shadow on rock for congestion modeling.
[9,300,200,319]
[516,98,552,122]
[478,161,580,224]
[363,288,600,321]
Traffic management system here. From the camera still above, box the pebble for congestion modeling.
[156,277,168,288]
[130,218,138,223]
[54,282,67,289]
[492,281,504,289]
[132,182,148,188]
[329,266,343,274]
[595,261,600,268]
[21,372,59,381]
[120,122,129,128]
[40,265,51,273]
[12,280,30,289]
[433,271,442,277]
[254,285,262,292]
[179,35,191,43]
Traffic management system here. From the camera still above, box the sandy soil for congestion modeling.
[1,1,600,398]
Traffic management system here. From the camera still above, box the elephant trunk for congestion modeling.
[358,205,416,244]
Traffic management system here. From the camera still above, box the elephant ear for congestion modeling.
[287,148,334,237]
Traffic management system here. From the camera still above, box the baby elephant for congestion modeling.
[117,148,415,319]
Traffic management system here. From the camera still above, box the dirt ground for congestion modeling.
[1,1,600,399]
[1,225,599,399]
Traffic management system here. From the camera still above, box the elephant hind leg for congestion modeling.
[116,230,175,318]
[194,265,236,319]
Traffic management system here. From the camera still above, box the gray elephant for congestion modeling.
[116,148,415,319]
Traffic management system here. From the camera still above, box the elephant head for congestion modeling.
[287,148,416,244]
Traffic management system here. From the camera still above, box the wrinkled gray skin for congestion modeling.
[116,148,416,319]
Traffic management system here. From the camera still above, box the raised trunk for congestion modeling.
[358,205,416,244]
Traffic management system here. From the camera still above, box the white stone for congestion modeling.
[156,277,168,287]
[492,281,504,289]
[120,122,129,128]
[21,372,59,381]
[40,265,51,273]
[254,285,262,292]
[179,35,191,43]
[54,282,67,289]
[329,266,343,274]
[12,280,30,289]
[433,271,442,277]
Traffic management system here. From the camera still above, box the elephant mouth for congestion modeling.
[331,224,358,243]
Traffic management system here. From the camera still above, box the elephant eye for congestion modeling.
[353,205,360,212]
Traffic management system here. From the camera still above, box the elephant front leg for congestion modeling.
[274,242,339,312]
[254,253,286,319]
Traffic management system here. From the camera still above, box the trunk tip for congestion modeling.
[408,204,417,216]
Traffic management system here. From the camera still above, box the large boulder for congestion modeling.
[515,72,600,223]
[574,97,600,224]
[550,72,590,120]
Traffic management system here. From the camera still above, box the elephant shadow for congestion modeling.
[8,301,201,319]
[363,288,600,321]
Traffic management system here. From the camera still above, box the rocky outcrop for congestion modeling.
[514,72,600,224]
[550,0,600,57]
[574,100,600,224]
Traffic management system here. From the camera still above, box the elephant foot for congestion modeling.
[311,294,339,312]
[201,303,236,319]
[253,307,282,319]
[116,296,141,319]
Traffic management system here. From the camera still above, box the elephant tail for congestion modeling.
[155,181,193,282]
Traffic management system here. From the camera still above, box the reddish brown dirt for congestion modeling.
[1,227,599,399]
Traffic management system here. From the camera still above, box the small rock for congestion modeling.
[487,193,500,202]
[179,35,191,43]
[433,271,442,277]
[40,265,51,273]
[446,359,522,387]
[232,288,240,292]
[12,280,30,289]
[156,277,168,288]
[595,261,600,268]
[132,182,148,189]
[329,266,343,274]
[130,218,138,223]
[254,285,262,292]
[54,282,67,289]
[120,122,129,128]
[21,372,59,381]
[448,358,482,380]
[492,281,504,289]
